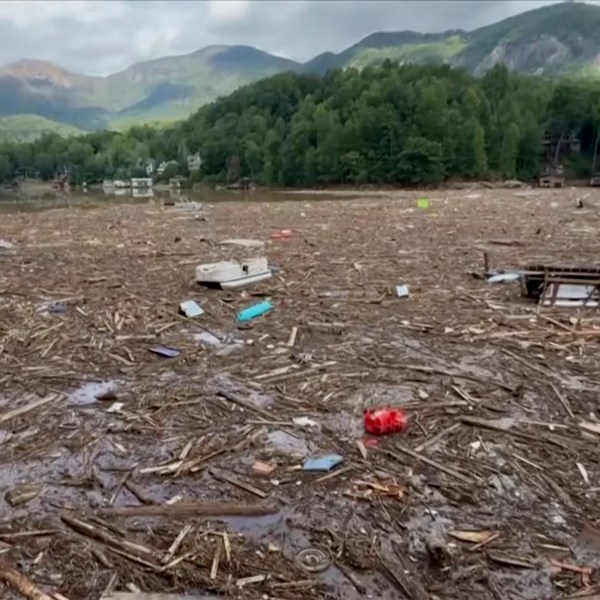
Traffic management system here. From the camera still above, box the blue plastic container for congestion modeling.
[237,300,273,322]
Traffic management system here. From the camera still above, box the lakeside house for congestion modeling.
[541,129,581,157]
[131,177,153,189]
[157,160,178,176]
[135,157,156,176]
[537,129,577,188]
[539,164,565,188]
[187,153,202,172]
[154,153,201,177]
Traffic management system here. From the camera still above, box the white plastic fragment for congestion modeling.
[396,284,409,298]
[487,272,521,284]
[292,417,318,428]
[179,300,204,318]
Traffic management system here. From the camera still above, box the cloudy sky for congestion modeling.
[0,0,593,76]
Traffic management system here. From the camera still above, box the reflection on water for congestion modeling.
[0,186,360,213]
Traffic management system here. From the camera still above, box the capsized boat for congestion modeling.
[195,239,272,290]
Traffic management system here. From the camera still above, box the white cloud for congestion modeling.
[206,0,251,26]
[0,0,586,75]
[0,0,127,26]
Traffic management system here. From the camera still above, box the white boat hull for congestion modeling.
[195,257,272,289]
[219,271,272,289]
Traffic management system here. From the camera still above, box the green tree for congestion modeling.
[244,140,263,180]
[472,121,488,178]
[0,61,589,189]
[398,137,445,185]
[500,123,521,179]
[263,128,282,186]
[0,154,11,181]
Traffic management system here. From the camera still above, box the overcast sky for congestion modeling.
[0,0,594,76]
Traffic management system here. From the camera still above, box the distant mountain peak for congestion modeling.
[0,59,83,91]
[1,58,74,76]
[355,29,464,48]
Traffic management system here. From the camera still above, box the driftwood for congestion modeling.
[3,189,600,600]
[99,502,279,517]
[0,564,56,600]
[102,595,223,600]
[0,394,60,425]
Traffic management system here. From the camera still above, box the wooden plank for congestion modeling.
[102,595,224,600]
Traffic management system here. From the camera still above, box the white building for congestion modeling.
[131,178,153,189]
[187,153,202,172]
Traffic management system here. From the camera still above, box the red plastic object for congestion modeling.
[364,408,408,435]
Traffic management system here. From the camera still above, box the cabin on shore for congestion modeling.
[131,178,153,189]
[539,164,564,188]
[187,153,202,172]
[538,128,580,188]
[541,129,581,157]
[110,180,129,189]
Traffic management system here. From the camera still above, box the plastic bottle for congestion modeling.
[364,408,408,435]
[237,300,273,322]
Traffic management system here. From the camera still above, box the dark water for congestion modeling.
[0,187,366,213]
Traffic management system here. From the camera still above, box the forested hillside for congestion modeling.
[4,2,600,137]
[1,62,599,186]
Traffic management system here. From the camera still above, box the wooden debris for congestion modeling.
[487,552,534,569]
[0,394,60,425]
[550,383,574,418]
[236,574,268,587]
[217,389,273,420]
[469,532,501,552]
[356,440,368,460]
[0,563,56,600]
[101,595,223,600]
[287,326,298,347]
[579,421,600,436]
[377,549,430,600]
[375,445,477,485]
[209,469,268,499]
[449,530,495,544]
[5,485,41,507]
[414,422,460,453]
[124,480,155,505]
[252,461,276,476]
[210,539,222,580]
[0,530,57,541]
[550,560,592,576]
[99,502,278,517]
[61,515,156,562]
[162,524,193,565]
[4,191,600,600]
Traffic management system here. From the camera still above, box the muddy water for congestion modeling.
[3,192,600,599]
[1,332,595,599]
[0,188,371,213]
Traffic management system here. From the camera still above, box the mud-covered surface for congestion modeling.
[1,187,600,599]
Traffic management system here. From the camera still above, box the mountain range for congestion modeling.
[1,1,600,140]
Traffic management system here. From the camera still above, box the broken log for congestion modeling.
[99,501,279,518]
